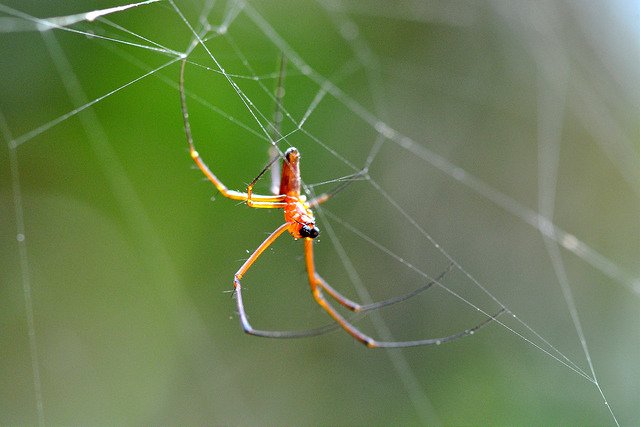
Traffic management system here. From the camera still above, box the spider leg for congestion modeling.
[304,238,505,348]
[315,263,454,313]
[268,54,287,195]
[359,264,453,312]
[305,235,452,312]
[233,222,340,339]
[308,169,368,207]
[245,154,286,208]
[180,59,286,205]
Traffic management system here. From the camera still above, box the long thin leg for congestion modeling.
[268,54,287,195]
[314,263,453,313]
[303,231,453,312]
[308,169,368,207]
[245,154,287,208]
[304,238,505,348]
[180,58,286,204]
[233,223,339,338]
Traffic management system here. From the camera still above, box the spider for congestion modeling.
[179,58,504,348]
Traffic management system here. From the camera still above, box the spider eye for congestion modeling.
[300,225,319,239]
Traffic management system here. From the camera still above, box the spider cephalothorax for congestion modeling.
[299,224,319,239]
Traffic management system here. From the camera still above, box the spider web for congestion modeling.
[1,0,638,425]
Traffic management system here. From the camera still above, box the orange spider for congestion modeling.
[180,59,503,347]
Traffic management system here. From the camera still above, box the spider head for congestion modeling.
[299,224,320,239]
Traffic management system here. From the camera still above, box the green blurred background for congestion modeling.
[1,1,639,425]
